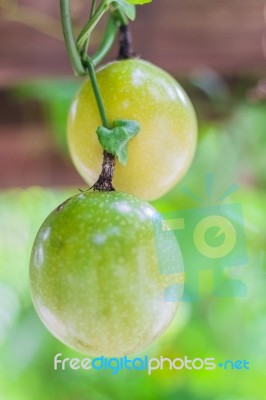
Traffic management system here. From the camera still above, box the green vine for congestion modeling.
[60,0,151,190]
[82,58,110,129]
[60,0,85,76]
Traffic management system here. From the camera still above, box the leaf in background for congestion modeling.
[13,80,80,153]
[110,0,136,20]
[96,119,140,165]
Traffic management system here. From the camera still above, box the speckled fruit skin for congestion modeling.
[30,191,183,356]
[68,59,197,201]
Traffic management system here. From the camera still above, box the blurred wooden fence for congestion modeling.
[0,0,266,85]
[0,0,266,188]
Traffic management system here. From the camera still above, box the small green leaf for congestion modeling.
[112,119,140,135]
[96,120,140,165]
[109,0,136,20]
[125,0,152,5]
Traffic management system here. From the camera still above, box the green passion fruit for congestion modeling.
[30,191,184,356]
[68,59,197,200]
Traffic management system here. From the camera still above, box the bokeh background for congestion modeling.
[0,0,266,399]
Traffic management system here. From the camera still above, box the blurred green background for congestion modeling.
[1,1,266,399]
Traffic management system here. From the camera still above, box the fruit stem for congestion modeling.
[92,152,116,192]
[118,24,134,60]
[82,58,115,191]
[90,22,135,192]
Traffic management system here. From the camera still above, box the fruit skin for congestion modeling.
[30,191,183,356]
[68,59,197,201]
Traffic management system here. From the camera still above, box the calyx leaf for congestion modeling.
[96,119,140,165]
